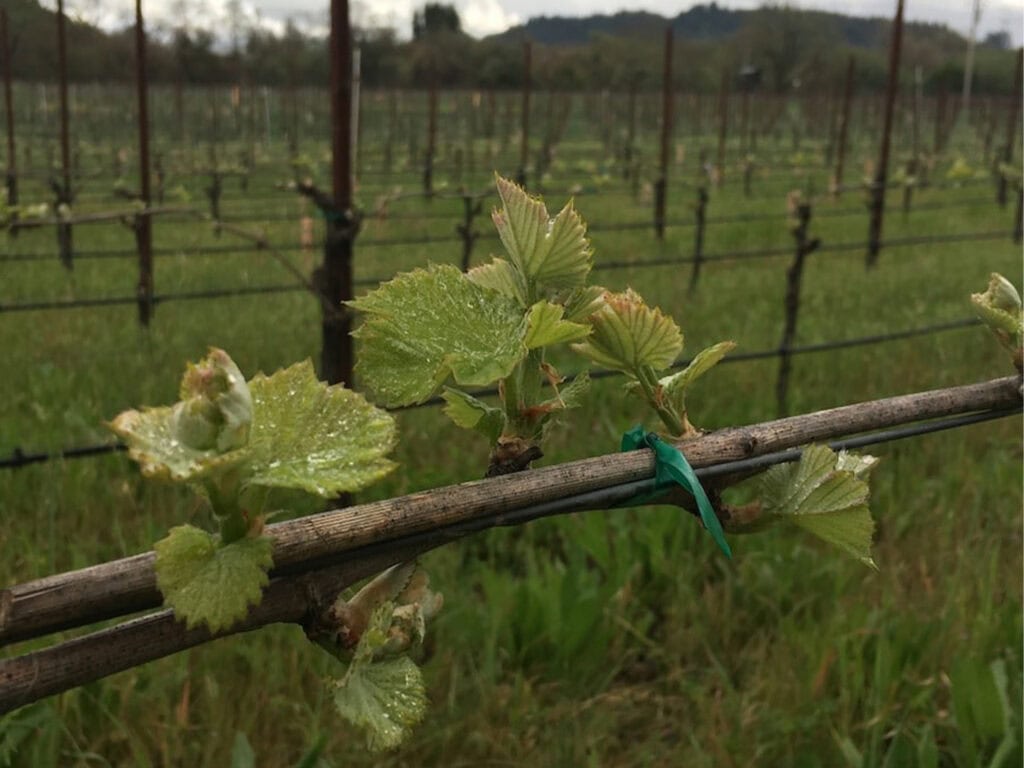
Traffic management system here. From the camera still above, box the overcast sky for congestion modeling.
[67,0,1024,46]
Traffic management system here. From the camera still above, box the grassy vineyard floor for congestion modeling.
[0,106,1021,766]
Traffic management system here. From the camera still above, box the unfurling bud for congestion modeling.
[971,272,1024,371]
[982,273,1022,314]
[172,348,253,452]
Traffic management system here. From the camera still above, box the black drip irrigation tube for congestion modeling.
[0,316,992,471]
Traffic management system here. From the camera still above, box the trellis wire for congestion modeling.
[0,315,985,470]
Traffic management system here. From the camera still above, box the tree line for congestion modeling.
[2,0,1018,95]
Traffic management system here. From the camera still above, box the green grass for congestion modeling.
[1,92,1021,767]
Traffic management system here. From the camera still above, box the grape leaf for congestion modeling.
[835,450,880,478]
[542,370,591,410]
[661,341,736,414]
[523,301,591,349]
[332,603,428,752]
[466,257,526,305]
[758,445,877,568]
[492,175,593,293]
[562,285,606,323]
[243,360,397,497]
[177,348,253,452]
[108,405,246,482]
[154,525,273,631]
[109,348,252,481]
[349,264,527,405]
[333,656,427,752]
[441,388,506,443]
[971,272,1023,346]
[571,288,683,374]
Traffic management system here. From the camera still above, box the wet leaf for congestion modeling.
[332,604,428,752]
[350,264,527,405]
[492,175,593,293]
[109,348,252,481]
[572,288,683,374]
[971,272,1023,351]
[154,525,273,632]
[243,360,396,497]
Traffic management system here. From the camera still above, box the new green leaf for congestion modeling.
[561,285,606,323]
[492,175,593,294]
[154,525,273,631]
[758,445,877,568]
[571,289,683,374]
[970,272,1023,367]
[661,341,737,415]
[332,603,428,751]
[108,404,245,482]
[523,301,591,349]
[466,257,526,305]
[177,347,253,452]
[350,264,527,405]
[441,388,506,443]
[244,360,397,497]
[333,656,427,752]
[109,347,252,481]
[537,370,591,412]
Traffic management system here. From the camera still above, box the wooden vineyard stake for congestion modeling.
[655,26,673,241]
[776,197,821,417]
[383,89,396,172]
[997,48,1023,208]
[833,57,854,198]
[424,84,437,197]
[321,0,356,390]
[934,89,947,155]
[133,0,154,326]
[867,0,905,268]
[624,82,637,181]
[55,0,73,269]
[1,9,16,222]
[457,193,483,272]
[466,91,476,176]
[903,66,922,219]
[1014,185,1023,244]
[716,70,729,187]
[518,41,531,188]
[351,47,361,185]
[688,186,708,295]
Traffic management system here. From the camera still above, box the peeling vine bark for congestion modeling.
[0,376,1019,715]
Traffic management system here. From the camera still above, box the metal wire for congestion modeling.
[0,283,307,313]
[295,406,1024,545]
[0,316,990,470]
[396,317,982,411]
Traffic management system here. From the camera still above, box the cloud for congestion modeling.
[353,0,519,38]
[53,0,1024,45]
[460,0,520,36]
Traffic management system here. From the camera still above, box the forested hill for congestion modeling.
[0,0,1017,94]
[489,4,963,50]
[2,0,138,81]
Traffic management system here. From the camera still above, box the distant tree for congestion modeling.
[981,31,1011,50]
[172,28,227,83]
[358,27,403,87]
[475,40,523,88]
[412,4,461,40]
[737,7,841,92]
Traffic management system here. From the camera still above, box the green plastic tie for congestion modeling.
[621,425,732,559]
[316,207,346,222]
